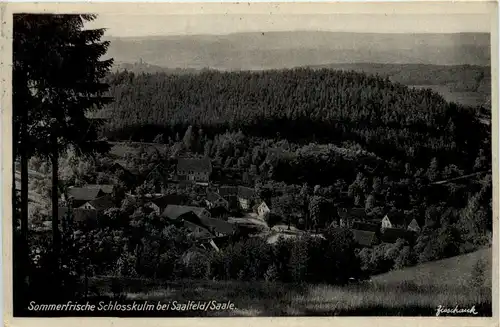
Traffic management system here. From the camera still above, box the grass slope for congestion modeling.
[74,277,490,317]
[372,247,492,288]
[71,250,492,317]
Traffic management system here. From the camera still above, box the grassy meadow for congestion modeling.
[87,278,490,316]
[85,248,492,317]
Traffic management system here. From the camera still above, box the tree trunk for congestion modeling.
[51,130,60,275]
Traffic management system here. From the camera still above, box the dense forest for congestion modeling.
[100,69,490,173]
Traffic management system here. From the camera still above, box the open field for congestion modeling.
[81,277,490,317]
[372,247,492,288]
[63,248,491,317]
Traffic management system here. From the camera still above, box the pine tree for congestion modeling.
[13,14,113,278]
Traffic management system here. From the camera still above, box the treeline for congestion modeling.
[28,207,365,295]
[307,63,490,92]
[101,69,489,174]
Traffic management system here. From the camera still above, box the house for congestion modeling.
[257,201,270,220]
[351,229,379,247]
[184,220,215,240]
[407,219,421,233]
[205,192,229,210]
[237,186,255,210]
[65,187,106,208]
[379,227,416,244]
[163,205,237,238]
[199,217,237,237]
[144,194,189,215]
[162,205,212,221]
[78,195,115,212]
[176,157,212,182]
[381,215,393,229]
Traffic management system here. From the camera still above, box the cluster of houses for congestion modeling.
[36,156,421,251]
[332,207,422,247]
[52,156,270,250]
[58,184,116,223]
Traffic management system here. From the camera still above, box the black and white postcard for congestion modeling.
[1,2,498,326]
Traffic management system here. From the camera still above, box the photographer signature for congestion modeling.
[436,305,478,316]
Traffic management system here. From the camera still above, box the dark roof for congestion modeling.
[88,195,115,211]
[407,219,421,231]
[85,184,114,194]
[177,157,212,173]
[218,186,238,197]
[237,186,255,199]
[338,207,367,219]
[67,187,104,201]
[162,205,208,220]
[206,192,225,203]
[200,217,237,235]
[149,194,188,210]
[380,227,416,243]
[351,229,378,247]
[184,221,215,240]
[352,222,380,232]
[179,211,236,236]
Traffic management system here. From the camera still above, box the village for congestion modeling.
[28,154,423,253]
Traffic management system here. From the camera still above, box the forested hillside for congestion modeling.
[101,69,490,173]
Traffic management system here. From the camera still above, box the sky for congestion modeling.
[86,13,492,37]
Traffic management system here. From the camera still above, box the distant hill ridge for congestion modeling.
[104,31,490,70]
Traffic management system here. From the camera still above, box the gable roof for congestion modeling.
[380,212,409,227]
[88,195,115,212]
[149,194,188,210]
[351,229,378,247]
[407,219,421,231]
[351,222,380,232]
[207,192,225,203]
[162,205,208,221]
[67,187,104,201]
[258,201,270,210]
[237,186,255,199]
[380,227,416,243]
[85,184,114,194]
[184,220,215,240]
[177,157,212,173]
